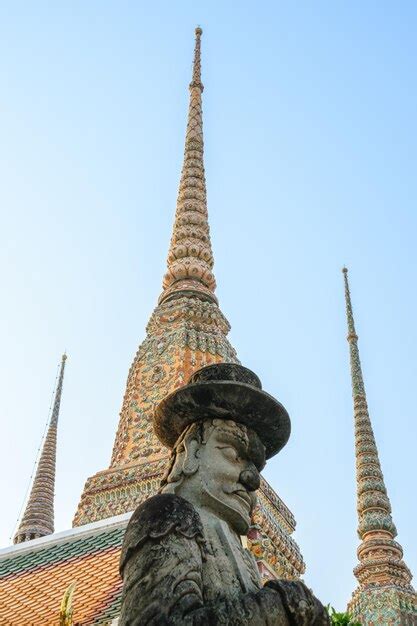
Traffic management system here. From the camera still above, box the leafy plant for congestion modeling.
[327,605,361,625]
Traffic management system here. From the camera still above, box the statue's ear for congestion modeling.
[182,438,200,476]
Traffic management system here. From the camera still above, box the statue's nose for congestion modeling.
[239,467,260,492]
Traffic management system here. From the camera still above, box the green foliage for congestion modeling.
[327,605,361,625]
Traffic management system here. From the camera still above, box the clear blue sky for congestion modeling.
[0,0,416,612]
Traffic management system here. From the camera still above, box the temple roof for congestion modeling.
[0,513,129,625]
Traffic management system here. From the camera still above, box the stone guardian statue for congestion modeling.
[119,363,329,625]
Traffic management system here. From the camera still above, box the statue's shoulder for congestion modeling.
[120,493,204,573]
[128,493,203,537]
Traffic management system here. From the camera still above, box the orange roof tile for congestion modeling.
[0,517,127,625]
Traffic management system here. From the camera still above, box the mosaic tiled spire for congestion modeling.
[14,354,67,544]
[160,26,216,306]
[74,29,305,582]
[343,268,417,624]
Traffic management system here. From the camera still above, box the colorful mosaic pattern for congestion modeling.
[74,29,305,581]
[161,26,216,302]
[0,520,125,625]
[348,586,417,625]
[343,268,417,624]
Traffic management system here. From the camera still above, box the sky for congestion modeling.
[0,0,416,612]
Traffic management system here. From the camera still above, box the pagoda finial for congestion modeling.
[50,353,67,426]
[159,27,217,305]
[343,271,416,621]
[191,26,203,89]
[342,267,362,394]
[14,354,67,544]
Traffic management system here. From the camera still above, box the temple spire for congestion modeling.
[14,354,67,544]
[74,28,305,586]
[159,27,217,305]
[343,269,416,622]
[343,268,396,542]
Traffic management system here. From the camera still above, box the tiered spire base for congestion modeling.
[348,586,417,625]
[74,294,305,579]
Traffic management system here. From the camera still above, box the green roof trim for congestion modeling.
[0,526,124,578]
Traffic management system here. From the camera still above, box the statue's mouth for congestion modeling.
[232,490,252,509]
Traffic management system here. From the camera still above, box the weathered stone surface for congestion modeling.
[119,364,328,625]
[154,363,291,458]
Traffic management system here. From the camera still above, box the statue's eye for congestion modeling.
[216,446,240,462]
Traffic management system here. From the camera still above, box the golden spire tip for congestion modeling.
[195,26,203,36]
[342,266,348,274]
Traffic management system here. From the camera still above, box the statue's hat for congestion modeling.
[154,363,291,459]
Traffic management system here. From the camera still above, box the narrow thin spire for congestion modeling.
[14,354,67,544]
[343,268,413,592]
[159,27,217,305]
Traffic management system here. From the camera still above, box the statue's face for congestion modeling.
[163,419,266,535]
[197,421,265,534]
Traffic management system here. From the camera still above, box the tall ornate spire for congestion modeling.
[160,27,216,305]
[74,29,305,584]
[14,354,67,544]
[343,268,417,624]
